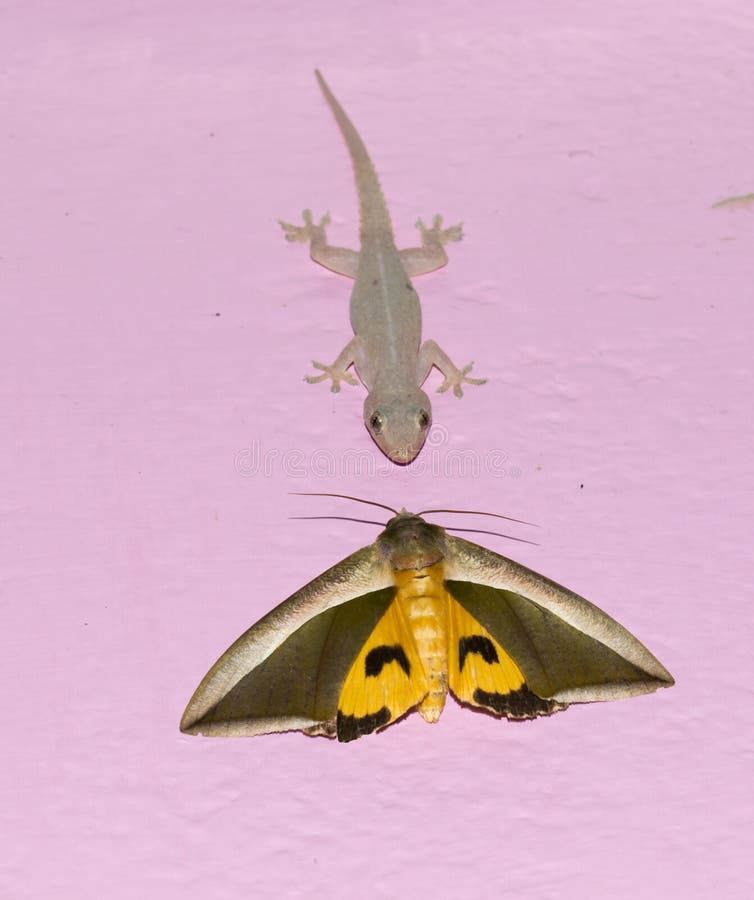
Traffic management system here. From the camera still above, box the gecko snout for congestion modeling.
[364,392,432,465]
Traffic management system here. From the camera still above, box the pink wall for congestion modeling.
[3,2,752,897]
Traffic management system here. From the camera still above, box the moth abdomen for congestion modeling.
[394,563,449,723]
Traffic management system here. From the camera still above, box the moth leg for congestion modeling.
[306,336,366,393]
[279,209,360,277]
[398,214,463,276]
[417,339,487,398]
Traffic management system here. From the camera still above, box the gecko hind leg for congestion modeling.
[399,214,464,277]
[279,209,359,277]
[279,208,331,244]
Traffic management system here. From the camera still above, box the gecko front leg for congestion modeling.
[279,209,360,277]
[399,214,463,276]
[305,336,367,393]
[417,339,487,398]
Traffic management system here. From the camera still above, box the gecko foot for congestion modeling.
[279,209,331,243]
[305,360,359,393]
[436,362,487,398]
[415,214,463,247]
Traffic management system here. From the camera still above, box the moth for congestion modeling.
[180,504,673,742]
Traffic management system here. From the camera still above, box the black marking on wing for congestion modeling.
[458,635,499,671]
[337,707,391,742]
[365,645,410,678]
[473,686,561,719]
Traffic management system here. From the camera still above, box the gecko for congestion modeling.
[279,71,486,464]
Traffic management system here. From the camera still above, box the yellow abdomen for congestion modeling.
[394,563,449,723]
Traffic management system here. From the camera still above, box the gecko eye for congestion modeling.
[370,412,385,434]
[418,410,430,430]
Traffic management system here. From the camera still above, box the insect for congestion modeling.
[279,71,486,464]
[180,499,673,742]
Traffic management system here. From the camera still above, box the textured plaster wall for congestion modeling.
[2,2,752,898]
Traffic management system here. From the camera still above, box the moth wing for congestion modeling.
[446,596,557,718]
[335,597,430,742]
[444,535,674,718]
[180,544,396,738]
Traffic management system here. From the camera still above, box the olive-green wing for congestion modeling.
[443,535,674,718]
[180,544,396,738]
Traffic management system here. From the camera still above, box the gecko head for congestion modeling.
[364,389,432,464]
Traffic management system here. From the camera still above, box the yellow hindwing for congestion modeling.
[337,599,429,741]
[448,598,560,719]
[448,598,525,703]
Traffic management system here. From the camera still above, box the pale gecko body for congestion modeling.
[280,71,486,464]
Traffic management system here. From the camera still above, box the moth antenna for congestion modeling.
[290,515,387,528]
[444,526,540,546]
[417,508,538,528]
[289,492,398,516]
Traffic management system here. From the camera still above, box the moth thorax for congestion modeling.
[393,563,449,723]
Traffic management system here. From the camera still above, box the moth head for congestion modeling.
[363,389,432,464]
[377,511,447,569]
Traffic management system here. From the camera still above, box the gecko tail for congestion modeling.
[314,70,394,237]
